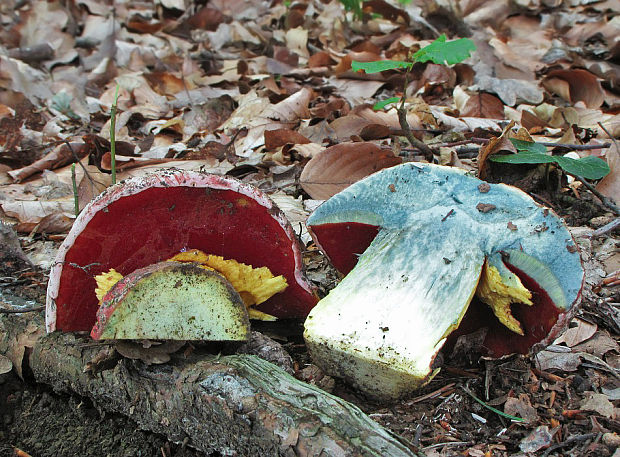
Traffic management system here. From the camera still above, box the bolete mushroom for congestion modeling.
[304,163,584,400]
[91,261,251,341]
[46,169,317,333]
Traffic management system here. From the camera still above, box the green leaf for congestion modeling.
[373,97,401,110]
[412,34,476,65]
[461,386,525,422]
[490,154,555,165]
[352,60,412,74]
[554,155,611,179]
[338,0,363,20]
[489,151,610,180]
[509,138,547,154]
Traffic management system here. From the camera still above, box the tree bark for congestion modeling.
[0,312,419,457]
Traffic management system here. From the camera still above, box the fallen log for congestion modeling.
[0,312,420,457]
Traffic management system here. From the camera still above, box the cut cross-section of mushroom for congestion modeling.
[304,163,584,400]
[46,169,317,333]
[91,261,251,341]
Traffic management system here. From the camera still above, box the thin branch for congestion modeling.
[598,122,619,155]
[544,142,611,150]
[576,176,620,216]
[592,217,620,237]
[396,71,435,162]
[542,433,599,457]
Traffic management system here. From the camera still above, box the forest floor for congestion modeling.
[0,0,619,456]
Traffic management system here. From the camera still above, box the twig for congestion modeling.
[397,106,435,161]
[0,305,45,314]
[405,383,456,405]
[422,441,471,451]
[592,217,620,237]
[63,140,97,190]
[542,433,599,457]
[412,424,423,447]
[544,142,611,150]
[575,176,620,216]
[598,122,619,155]
[397,71,435,162]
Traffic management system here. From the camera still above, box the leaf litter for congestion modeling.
[0,0,619,456]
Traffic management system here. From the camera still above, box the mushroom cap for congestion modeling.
[304,163,584,399]
[47,169,317,332]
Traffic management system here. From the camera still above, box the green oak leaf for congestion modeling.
[352,60,412,74]
[510,138,547,154]
[373,97,401,110]
[412,34,476,65]
[490,140,610,180]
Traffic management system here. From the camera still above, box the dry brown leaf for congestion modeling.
[1,200,74,233]
[1,319,44,379]
[596,143,620,201]
[360,123,392,140]
[504,395,539,423]
[535,348,582,371]
[186,6,228,31]
[264,129,310,149]
[543,69,605,108]
[580,392,615,418]
[329,115,373,140]
[299,142,402,200]
[477,121,534,178]
[554,318,598,347]
[308,51,334,68]
[364,0,409,24]
[461,93,505,119]
[571,331,620,358]
[0,354,12,375]
[352,105,421,130]
[117,160,234,181]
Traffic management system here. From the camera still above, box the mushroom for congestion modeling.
[46,169,317,333]
[91,261,251,341]
[304,163,584,400]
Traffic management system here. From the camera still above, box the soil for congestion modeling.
[1,373,206,457]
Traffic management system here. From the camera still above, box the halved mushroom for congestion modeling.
[91,261,250,341]
[46,169,317,333]
[304,163,584,400]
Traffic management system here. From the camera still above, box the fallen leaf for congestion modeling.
[0,354,12,375]
[554,318,598,347]
[1,200,75,233]
[580,392,615,418]
[264,129,310,149]
[535,347,582,371]
[543,69,605,108]
[460,92,505,119]
[300,142,402,200]
[571,331,620,358]
[327,78,384,106]
[8,143,89,182]
[520,426,555,453]
[1,320,44,379]
[596,143,619,201]
[504,395,539,423]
